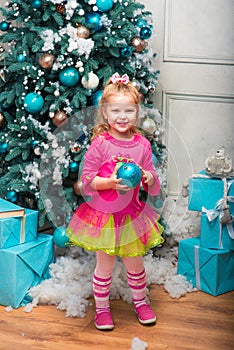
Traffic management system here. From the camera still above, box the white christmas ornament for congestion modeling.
[81,72,99,89]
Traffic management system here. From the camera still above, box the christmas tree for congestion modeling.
[0,0,167,229]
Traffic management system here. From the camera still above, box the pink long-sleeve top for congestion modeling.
[81,132,160,214]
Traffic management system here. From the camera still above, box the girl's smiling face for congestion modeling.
[103,93,138,140]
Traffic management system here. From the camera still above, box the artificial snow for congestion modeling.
[27,195,199,317]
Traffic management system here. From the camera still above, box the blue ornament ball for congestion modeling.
[31,0,42,8]
[140,26,152,40]
[6,190,18,203]
[152,153,157,166]
[117,163,142,188]
[24,92,44,113]
[91,89,103,105]
[96,0,113,12]
[59,67,79,87]
[136,19,147,28]
[0,21,9,31]
[17,54,26,62]
[0,141,8,153]
[69,161,79,173]
[53,226,69,248]
[154,198,164,208]
[120,46,133,58]
[85,12,102,32]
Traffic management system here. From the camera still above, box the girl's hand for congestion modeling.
[110,167,129,192]
[142,169,154,187]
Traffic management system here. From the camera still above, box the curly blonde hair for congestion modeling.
[91,76,142,140]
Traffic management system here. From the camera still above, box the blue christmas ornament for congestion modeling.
[136,19,147,28]
[154,198,163,208]
[6,190,18,203]
[96,0,113,12]
[91,89,103,105]
[31,0,42,8]
[53,226,69,248]
[24,92,44,113]
[69,161,79,173]
[0,21,9,31]
[117,163,142,188]
[59,67,79,87]
[0,141,8,153]
[17,54,26,62]
[85,12,102,32]
[140,26,153,40]
[152,153,157,166]
[120,46,133,58]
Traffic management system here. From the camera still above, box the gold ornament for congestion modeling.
[56,4,65,13]
[38,53,55,69]
[76,24,90,39]
[131,36,147,52]
[73,180,83,196]
[52,110,68,127]
[141,116,156,134]
[0,112,4,127]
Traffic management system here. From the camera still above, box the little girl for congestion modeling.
[67,73,164,330]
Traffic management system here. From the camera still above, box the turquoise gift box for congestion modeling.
[0,208,38,249]
[188,171,234,211]
[200,212,234,251]
[177,237,234,296]
[0,234,54,308]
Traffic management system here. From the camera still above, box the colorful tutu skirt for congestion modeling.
[66,202,164,257]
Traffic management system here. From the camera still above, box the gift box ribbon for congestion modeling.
[202,179,234,248]
[194,245,201,290]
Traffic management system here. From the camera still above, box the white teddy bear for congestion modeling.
[205,146,233,177]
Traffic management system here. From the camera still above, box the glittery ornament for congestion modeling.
[38,53,55,69]
[52,110,68,127]
[130,36,147,52]
[76,24,90,39]
[53,226,69,248]
[81,72,99,89]
[117,163,142,189]
[141,117,156,133]
[56,4,65,13]
[0,112,4,127]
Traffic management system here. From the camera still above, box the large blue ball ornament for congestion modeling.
[96,0,113,12]
[85,12,102,32]
[117,163,142,188]
[140,26,153,40]
[6,190,18,203]
[53,226,69,248]
[0,141,8,153]
[0,21,9,31]
[24,92,44,113]
[91,90,103,105]
[59,67,79,87]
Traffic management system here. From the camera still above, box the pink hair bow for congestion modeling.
[111,72,129,84]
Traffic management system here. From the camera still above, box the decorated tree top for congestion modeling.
[0,0,166,228]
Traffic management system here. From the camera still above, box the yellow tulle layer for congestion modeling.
[66,215,164,257]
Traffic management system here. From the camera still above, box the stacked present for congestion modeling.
[178,171,234,296]
[0,198,54,308]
